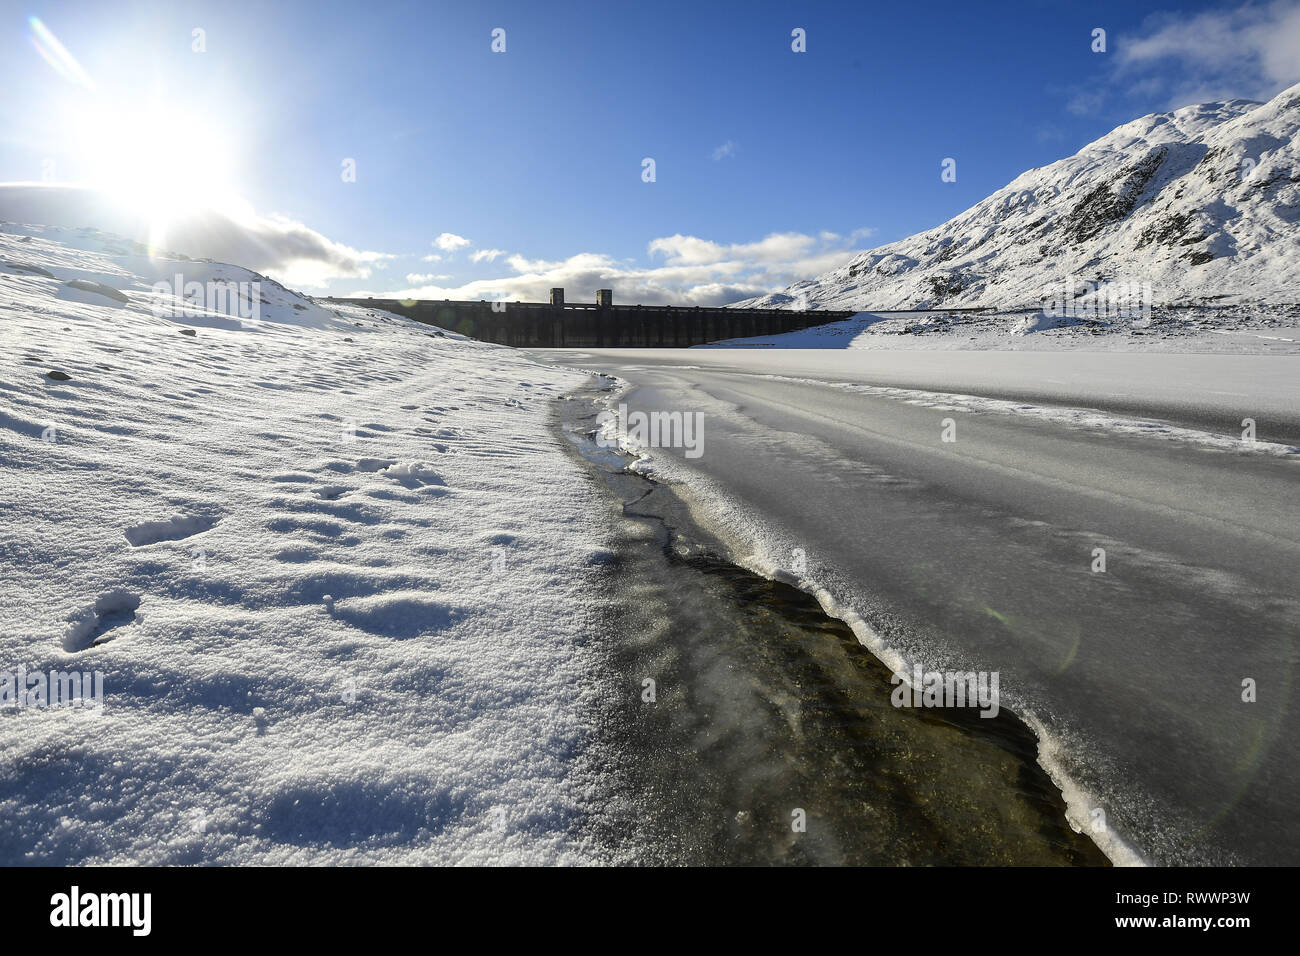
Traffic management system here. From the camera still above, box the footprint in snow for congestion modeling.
[379,462,446,489]
[63,589,141,652]
[125,512,220,547]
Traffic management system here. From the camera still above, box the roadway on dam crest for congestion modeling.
[535,347,1300,866]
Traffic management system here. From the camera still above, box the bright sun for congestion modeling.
[29,18,244,248]
[72,101,240,244]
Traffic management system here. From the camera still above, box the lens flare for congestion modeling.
[27,17,95,90]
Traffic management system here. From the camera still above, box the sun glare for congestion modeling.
[72,101,240,244]
[29,17,242,248]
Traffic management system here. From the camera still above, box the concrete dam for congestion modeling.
[324,288,857,348]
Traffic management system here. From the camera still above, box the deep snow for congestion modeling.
[0,222,620,864]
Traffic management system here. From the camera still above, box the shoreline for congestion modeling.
[554,372,1113,865]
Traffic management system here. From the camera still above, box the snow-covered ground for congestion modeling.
[0,223,619,864]
[705,307,1300,353]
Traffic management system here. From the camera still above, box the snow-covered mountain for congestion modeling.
[737,82,1300,311]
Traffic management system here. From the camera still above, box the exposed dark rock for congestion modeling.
[935,240,966,263]
[1063,146,1167,244]
[1135,212,1195,249]
[1194,144,1230,183]
[925,273,967,300]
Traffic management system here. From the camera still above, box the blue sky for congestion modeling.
[3,0,1299,303]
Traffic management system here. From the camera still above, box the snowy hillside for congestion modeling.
[0,221,620,863]
[736,82,1300,312]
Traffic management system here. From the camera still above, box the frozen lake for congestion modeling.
[539,348,1300,865]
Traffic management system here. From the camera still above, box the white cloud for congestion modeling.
[648,231,826,266]
[0,185,878,307]
[1116,0,1300,106]
[421,253,443,263]
[711,140,737,161]
[1066,89,1105,116]
[505,253,565,273]
[353,228,877,306]
[0,183,393,288]
[433,232,472,252]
